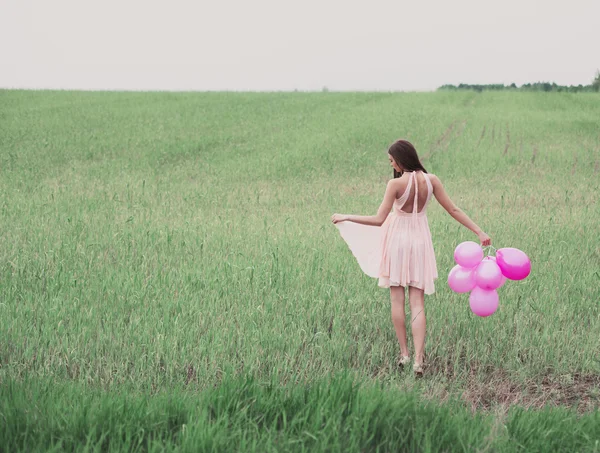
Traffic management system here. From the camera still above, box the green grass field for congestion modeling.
[1,89,599,451]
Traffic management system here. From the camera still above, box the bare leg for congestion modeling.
[390,286,409,357]
[408,286,426,365]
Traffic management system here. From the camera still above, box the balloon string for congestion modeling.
[483,245,497,257]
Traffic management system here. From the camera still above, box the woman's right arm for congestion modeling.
[430,175,491,246]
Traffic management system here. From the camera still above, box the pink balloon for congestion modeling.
[448,264,476,293]
[482,256,506,288]
[496,248,531,280]
[475,258,503,290]
[454,241,483,269]
[469,286,499,317]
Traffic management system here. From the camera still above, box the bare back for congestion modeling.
[394,171,434,214]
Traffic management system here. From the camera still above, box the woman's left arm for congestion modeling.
[332,180,397,227]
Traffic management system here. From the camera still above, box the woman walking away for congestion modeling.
[331,139,491,377]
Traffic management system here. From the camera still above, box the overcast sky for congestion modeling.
[1,0,598,92]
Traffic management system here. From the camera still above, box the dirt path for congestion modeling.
[503,123,510,156]
[426,358,600,414]
[424,119,467,160]
[475,126,487,148]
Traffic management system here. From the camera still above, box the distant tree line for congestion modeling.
[439,71,600,93]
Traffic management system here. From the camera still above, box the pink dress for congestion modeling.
[335,171,438,295]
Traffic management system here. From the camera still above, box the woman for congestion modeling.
[331,139,491,376]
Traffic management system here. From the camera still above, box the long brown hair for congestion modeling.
[388,140,428,178]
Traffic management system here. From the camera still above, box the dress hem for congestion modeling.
[377,276,438,295]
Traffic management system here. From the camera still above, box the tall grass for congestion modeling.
[1,89,599,450]
[3,373,600,452]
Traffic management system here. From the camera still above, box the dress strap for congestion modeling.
[404,171,414,198]
[412,171,419,217]
[423,173,432,203]
[398,171,413,209]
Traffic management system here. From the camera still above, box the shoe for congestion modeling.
[398,355,411,367]
[413,362,424,377]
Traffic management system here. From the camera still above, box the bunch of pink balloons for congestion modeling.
[447,242,531,317]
